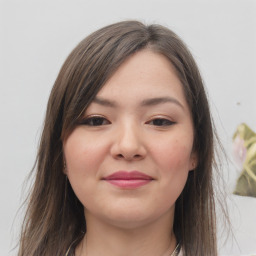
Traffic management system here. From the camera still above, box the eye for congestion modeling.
[80,116,111,126]
[146,118,175,127]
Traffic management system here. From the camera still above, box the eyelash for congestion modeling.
[146,118,175,127]
[79,116,175,127]
[79,116,111,126]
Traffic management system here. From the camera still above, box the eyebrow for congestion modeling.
[141,97,184,109]
[92,97,117,107]
[92,96,184,109]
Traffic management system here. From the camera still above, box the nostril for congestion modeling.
[115,153,142,161]
[117,154,124,159]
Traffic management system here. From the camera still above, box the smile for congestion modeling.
[102,171,154,189]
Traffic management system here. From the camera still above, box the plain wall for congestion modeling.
[1,0,256,255]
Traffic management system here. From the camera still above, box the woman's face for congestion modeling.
[64,50,197,229]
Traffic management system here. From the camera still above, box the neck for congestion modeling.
[76,210,177,256]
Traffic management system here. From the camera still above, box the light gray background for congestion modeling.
[1,0,256,255]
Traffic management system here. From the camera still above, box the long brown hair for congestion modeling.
[19,20,220,255]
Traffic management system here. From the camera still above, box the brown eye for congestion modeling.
[147,118,175,126]
[80,116,110,126]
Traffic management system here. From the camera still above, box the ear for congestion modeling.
[63,153,68,175]
[189,152,198,171]
[63,160,67,174]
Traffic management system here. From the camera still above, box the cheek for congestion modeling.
[63,129,107,180]
[63,130,108,205]
[151,137,193,196]
[143,138,193,217]
[153,137,193,172]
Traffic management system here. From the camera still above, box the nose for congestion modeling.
[110,122,146,161]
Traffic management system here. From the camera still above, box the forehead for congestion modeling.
[96,49,189,110]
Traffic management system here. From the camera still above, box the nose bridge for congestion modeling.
[112,118,145,160]
[121,120,139,145]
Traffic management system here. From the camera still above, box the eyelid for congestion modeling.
[85,114,107,119]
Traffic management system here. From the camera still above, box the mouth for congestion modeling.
[102,171,154,189]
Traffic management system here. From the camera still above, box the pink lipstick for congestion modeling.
[103,171,153,189]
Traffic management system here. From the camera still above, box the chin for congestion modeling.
[103,213,156,230]
[89,201,174,230]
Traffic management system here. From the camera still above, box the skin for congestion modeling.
[63,49,197,256]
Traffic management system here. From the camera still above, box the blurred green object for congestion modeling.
[233,123,256,197]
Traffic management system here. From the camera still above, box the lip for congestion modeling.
[102,171,154,189]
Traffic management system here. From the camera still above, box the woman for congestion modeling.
[18,20,220,256]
